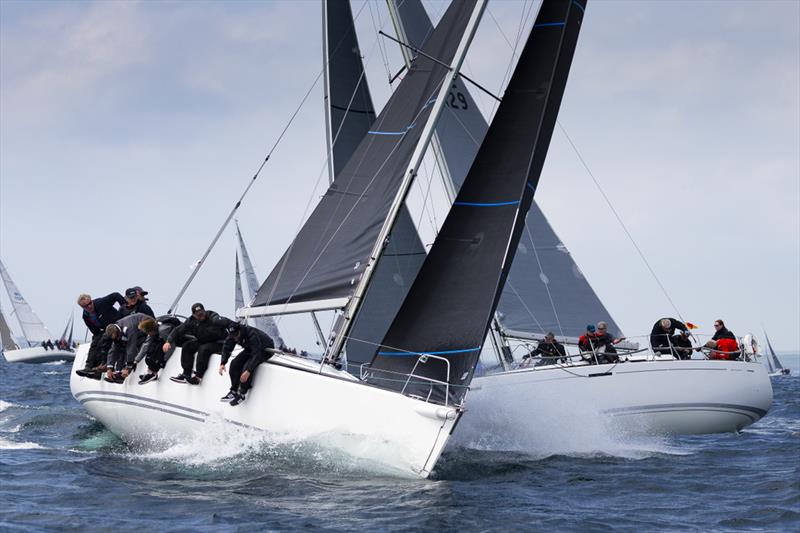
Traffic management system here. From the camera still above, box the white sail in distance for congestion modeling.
[234,222,284,347]
[0,258,52,345]
[0,301,19,351]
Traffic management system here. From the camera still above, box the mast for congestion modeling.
[385,0,457,200]
[367,0,589,404]
[326,0,489,361]
[385,0,508,368]
[322,0,335,185]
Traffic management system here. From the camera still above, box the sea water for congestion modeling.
[1,355,798,531]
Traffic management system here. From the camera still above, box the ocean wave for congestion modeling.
[0,436,44,450]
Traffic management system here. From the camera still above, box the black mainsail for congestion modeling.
[367,0,588,404]
[320,0,429,367]
[393,0,620,342]
[251,0,479,315]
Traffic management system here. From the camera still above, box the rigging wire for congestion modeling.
[168,0,378,315]
[556,121,687,323]
[166,67,324,315]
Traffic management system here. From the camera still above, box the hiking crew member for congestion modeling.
[522,332,567,366]
[650,318,690,357]
[706,319,739,360]
[120,287,155,318]
[135,318,170,384]
[76,292,126,377]
[218,322,275,406]
[103,313,150,383]
[165,303,232,385]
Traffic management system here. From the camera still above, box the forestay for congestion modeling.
[366,0,588,405]
[394,0,621,341]
[251,0,480,313]
[0,259,52,345]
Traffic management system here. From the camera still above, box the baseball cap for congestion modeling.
[191,303,205,314]
[124,288,137,298]
[586,324,596,333]
[133,286,148,296]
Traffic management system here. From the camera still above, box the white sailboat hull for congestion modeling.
[3,346,75,363]
[70,345,458,477]
[460,360,772,443]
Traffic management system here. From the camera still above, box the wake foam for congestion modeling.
[452,395,686,461]
[120,414,414,478]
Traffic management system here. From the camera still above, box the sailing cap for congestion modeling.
[191,303,205,314]
[586,324,596,333]
[124,288,138,298]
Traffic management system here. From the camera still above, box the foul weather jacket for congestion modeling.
[166,311,232,346]
[221,325,275,372]
[712,327,736,341]
[82,292,126,335]
[650,318,689,349]
[120,300,155,318]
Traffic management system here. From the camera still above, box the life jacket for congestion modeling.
[710,338,740,360]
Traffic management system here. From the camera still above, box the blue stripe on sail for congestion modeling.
[454,200,520,207]
[368,123,416,136]
[368,98,435,135]
[377,347,481,356]
[533,22,566,28]
[526,182,536,191]
[572,0,585,13]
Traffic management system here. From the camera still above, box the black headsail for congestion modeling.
[251,0,478,313]
[366,0,588,404]
[393,0,620,343]
[321,0,429,368]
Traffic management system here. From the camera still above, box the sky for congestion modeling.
[1,0,798,351]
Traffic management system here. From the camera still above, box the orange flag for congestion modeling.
[686,322,699,330]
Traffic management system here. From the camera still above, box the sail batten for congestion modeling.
[367,0,588,405]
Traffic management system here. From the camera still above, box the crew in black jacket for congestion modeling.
[120,287,155,318]
[76,291,126,376]
[218,322,275,406]
[522,332,567,366]
[164,303,232,385]
[650,317,689,356]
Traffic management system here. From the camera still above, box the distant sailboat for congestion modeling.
[763,329,790,376]
[234,222,285,348]
[0,258,74,363]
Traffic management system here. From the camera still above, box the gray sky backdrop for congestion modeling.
[1,0,798,350]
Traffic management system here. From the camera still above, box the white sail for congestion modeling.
[0,301,19,351]
[234,251,245,314]
[234,222,284,347]
[0,258,52,345]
